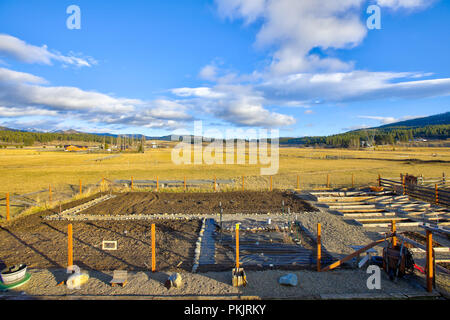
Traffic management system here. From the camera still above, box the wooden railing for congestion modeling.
[379,176,450,207]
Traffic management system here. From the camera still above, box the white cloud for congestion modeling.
[357,115,424,124]
[0,67,192,130]
[199,64,219,81]
[0,106,58,117]
[213,97,296,127]
[171,87,226,98]
[0,34,96,67]
[257,71,450,104]
[0,67,47,84]
[377,0,437,10]
[216,0,367,74]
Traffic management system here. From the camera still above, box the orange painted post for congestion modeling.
[131,176,134,190]
[236,223,240,269]
[79,179,82,196]
[317,223,321,272]
[391,220,397,247]
[68,224,73,268]
[435,184,439,205]
[156,176,159,192]
[49,185,52,202]
[426,230,433,292]
[6,192,10,221]
[402,175,406,195]
[184,176,186,192]
[151,223,156,272]
[327,174,330,189]
[270,176,273,191]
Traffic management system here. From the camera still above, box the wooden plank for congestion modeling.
[321,236,391,272]
[343,212,396,218]
[362,222,420,228]
[356,217,409,223]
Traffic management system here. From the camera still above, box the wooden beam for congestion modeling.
[68,224,73,268]
[321,235,392,272]
[236,223,240,269]
[6,192,10,221]
[391,220,397,247]
[317,223,321,272]
[426,230,433,292]
[151,223,156,272]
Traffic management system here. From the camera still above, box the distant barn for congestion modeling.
[64,145,88,152]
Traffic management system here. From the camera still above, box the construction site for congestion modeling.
[0,173,449,300]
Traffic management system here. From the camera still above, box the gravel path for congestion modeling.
[0,268,442,300]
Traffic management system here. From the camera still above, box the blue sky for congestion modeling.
[0,0,449,138]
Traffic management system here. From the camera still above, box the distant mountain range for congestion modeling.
[0,112,449,146]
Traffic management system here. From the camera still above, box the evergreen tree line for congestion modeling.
[279,124,450,148]
[0,130,145,148]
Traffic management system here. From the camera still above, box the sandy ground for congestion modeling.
[0,268,444,300]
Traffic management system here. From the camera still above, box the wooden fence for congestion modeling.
[379,176,450,207]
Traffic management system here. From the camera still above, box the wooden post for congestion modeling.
[214,176,216,192]
[242,176,245,191]
[442,172,446,185]
[378,174,381,187]
[270,176,273,191]
[6,192,10,221]
[131,176,133,190]
[352,173,355,189]
[151,223,156,272]
[391,220,397,247]
[156,176,159,192]
[79,179,82,196]
[327,174,330,189]
[426,230,433,292]
[184,176,186,192]
[236,223,240,269]
[49,185,52,202]
[317,223,321,272]
[297,175,300,190]
[68,224,73,268]
[435,184,439,205]
[402,175,406,195]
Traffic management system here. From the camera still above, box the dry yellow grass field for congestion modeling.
[0,145,449,219]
